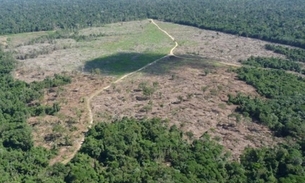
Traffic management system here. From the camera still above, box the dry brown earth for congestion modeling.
[27,72,113,165]
[91,57,282,159]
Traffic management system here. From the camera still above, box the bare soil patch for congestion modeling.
[91,57,282,159]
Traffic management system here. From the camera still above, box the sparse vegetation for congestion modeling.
[177,95,183,102]
[210,88,218,96]
[139,82,157,98]
[218,103,227,109]
[201,86,209,92]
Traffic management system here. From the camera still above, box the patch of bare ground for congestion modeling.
[27,72,113,165]
[91,57,282,160]
[154,20,287,64]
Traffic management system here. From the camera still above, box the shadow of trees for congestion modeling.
[83,52,218,76]
[83,52,166,75]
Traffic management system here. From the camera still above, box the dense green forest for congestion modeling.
[241,56,302,72]
[223,51,305,181]
[265,44,305,62]
[1,0,305,48]
[228,67,305,138]
[62,118,305,183]
[230,46,305,138]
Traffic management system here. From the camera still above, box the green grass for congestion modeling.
[4,31,53,47]
[101,23,172,53]
[84,22,173,76]
[5,20,174,76]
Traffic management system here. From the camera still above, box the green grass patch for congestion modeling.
[84,22,173,76]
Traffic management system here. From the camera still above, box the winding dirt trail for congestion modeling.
[61,19,178,164]
[150,19,178,55]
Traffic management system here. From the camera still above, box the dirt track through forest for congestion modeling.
[61,19,179,164]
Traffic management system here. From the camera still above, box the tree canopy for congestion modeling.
[1,0,305,48]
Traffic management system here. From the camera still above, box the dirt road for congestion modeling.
[61,19,178,164]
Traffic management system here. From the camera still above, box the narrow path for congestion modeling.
[151,22,241,68]
[61,19,178,164]
[149,19,178,55]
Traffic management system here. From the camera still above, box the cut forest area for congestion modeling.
[27,72,113,165]
[154,20,287,64]
[2,0,305,181]
[8,20,173,82]
[2,18,305,182]
[5,19,295,164]
[91,57,283,159]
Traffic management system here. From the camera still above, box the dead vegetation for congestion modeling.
[91,57,282,159]
[27,72,113,165]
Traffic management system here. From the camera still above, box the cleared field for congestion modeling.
[91,56,283,160]
[9,20,173,81]
[154,20,286,63]
[6,19,290,163]
[5,19,290,82]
